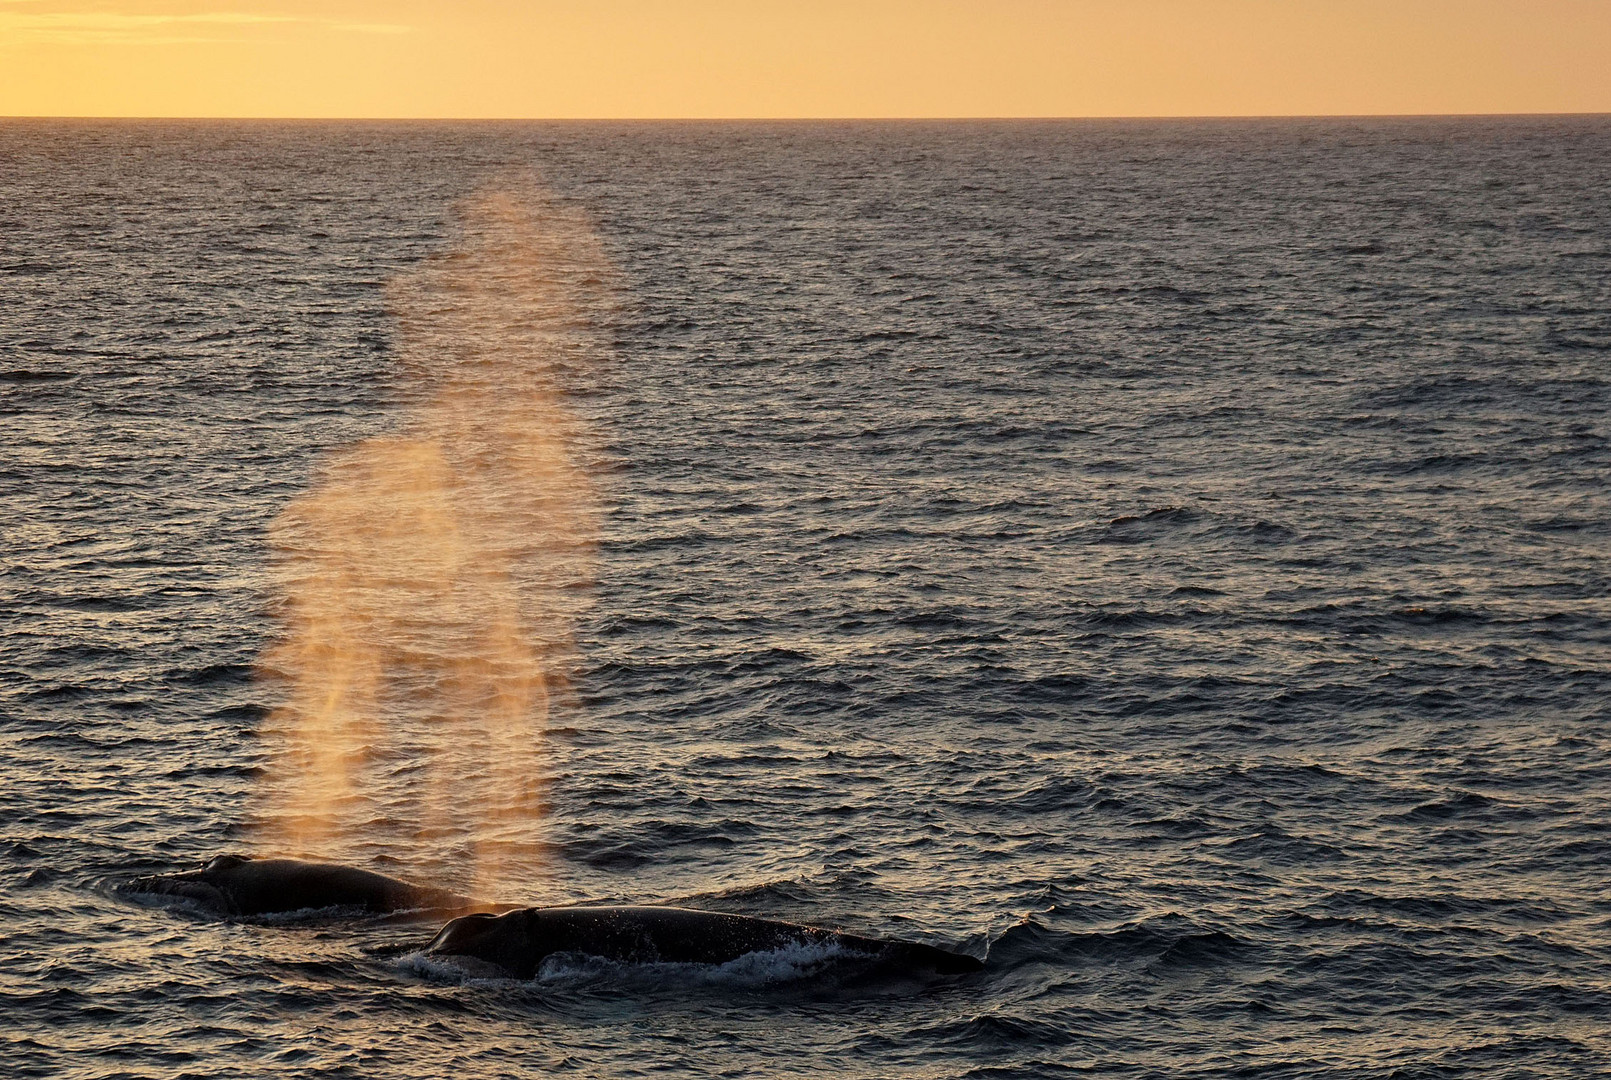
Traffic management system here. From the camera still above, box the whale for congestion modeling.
[424,905,985,977]
[121,854,497,918]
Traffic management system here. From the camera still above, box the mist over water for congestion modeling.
[252,185,606,896]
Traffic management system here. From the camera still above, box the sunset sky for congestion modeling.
[3,0,1609,118]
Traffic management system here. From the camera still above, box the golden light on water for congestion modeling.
[250,186,607,898]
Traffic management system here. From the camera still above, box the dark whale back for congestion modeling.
[123,855,483,917]
[426,905,984,978]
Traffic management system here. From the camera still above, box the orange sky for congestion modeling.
[2,0,1609,118]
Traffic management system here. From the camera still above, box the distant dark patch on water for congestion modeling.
[0,369,76,383]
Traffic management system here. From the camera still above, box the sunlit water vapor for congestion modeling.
[249,184,609,899]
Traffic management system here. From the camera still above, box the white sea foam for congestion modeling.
[399,939,866,989]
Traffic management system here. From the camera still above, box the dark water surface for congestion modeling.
[2,119,1609,1078]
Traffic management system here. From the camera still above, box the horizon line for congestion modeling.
[3,111,1609,123]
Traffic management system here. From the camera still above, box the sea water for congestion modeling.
[2,118,1609,1078]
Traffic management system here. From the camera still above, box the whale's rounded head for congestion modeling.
[425,910,545,978]
[427,911,500,954]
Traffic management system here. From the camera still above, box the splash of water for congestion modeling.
[250,185,609,900]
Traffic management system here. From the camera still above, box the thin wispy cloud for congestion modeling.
[0,7,412,44]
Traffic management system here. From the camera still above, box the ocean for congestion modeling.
[2,117,1609,1078]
